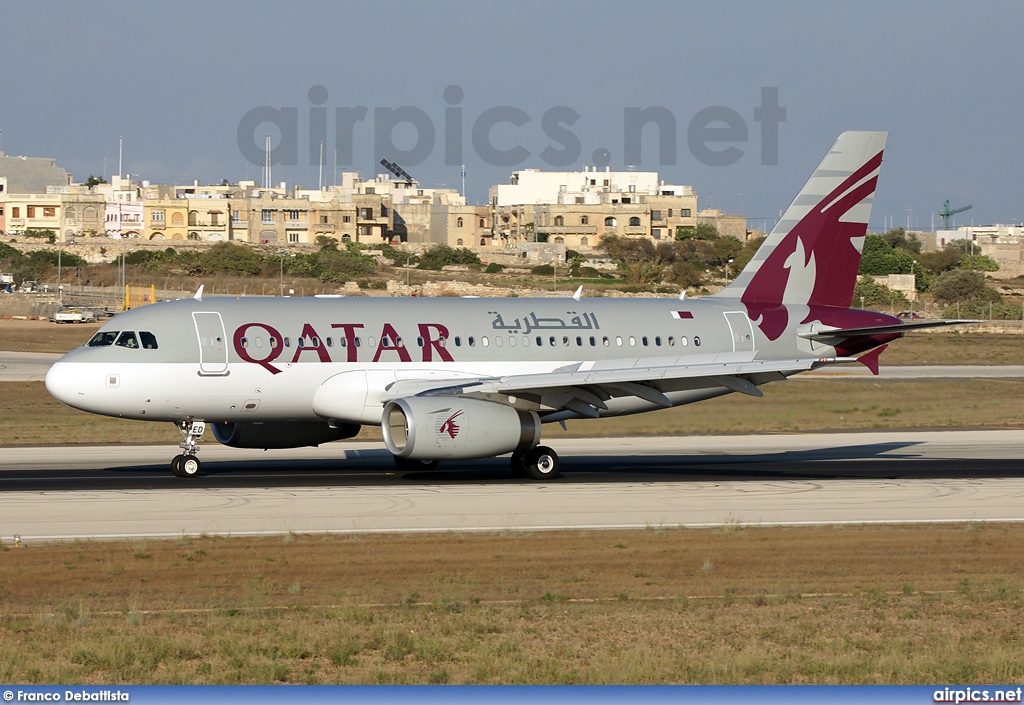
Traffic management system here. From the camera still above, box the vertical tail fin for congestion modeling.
[714,131,887,337]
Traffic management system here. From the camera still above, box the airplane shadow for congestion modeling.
[7,440,1024,491]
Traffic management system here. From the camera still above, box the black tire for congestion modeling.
[170,454,186,478]
[393,456,440,472]
[524,445,559,480]
[510,451,529,478]
[179,455,202,477]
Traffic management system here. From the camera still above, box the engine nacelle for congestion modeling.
[382,397,540,460]
[211,421,360,449]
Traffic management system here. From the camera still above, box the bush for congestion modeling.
[929,269,999,305]
[484,262,505,273]
[853,275,910,310]
[417,245,481,270]
[531,264,554,276]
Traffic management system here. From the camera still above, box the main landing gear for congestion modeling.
[511,445,559,480]
[171,419,206,478]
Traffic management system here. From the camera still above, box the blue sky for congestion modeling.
[1,0,1020,230]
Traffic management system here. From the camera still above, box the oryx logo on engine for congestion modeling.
[438,410,464,439]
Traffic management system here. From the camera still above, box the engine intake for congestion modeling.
[382,397,540,460]
[212,421,360,449]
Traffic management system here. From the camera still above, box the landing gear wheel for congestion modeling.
[170,454,186,478]
[179,455,202,477]
[524,445,559,480]
[393,456,440,472]
[510,451,529,478]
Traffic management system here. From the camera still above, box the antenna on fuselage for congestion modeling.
[679,290,686,300]
[193,285,204,301]
[572,285,582,301]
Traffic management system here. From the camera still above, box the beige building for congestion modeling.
[491,166,699,251]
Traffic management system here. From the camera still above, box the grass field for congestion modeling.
[1,525,1022,684]
[5,376,1024,446]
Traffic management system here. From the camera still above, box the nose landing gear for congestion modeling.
[172,419,205,478]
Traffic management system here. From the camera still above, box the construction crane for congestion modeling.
[939,199,972,230]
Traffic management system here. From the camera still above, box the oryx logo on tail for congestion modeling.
[711,131,888,341]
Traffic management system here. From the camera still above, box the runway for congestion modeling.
[2,430,1023,541]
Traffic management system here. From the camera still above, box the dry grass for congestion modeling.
[0,320,101,353]
[1,525,1022,683]
[5,377,1024,446]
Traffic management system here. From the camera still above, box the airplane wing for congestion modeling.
[382,356,856,418]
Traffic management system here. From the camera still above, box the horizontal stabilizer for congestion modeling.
[797,319,981,341]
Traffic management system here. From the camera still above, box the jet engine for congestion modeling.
[382,397,540,460]
[211,421,360,449]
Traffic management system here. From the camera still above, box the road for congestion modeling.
[2,430,1023,541]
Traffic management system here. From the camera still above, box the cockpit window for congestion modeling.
[88,331,118,347]
[115,331,139,349]
[140,331,158,349]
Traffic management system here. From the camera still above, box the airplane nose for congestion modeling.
[45,360,88,410]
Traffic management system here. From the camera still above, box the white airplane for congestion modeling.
[46,131,962,479]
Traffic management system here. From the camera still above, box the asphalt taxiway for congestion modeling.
[2,430,1023,541]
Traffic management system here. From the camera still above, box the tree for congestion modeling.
[929,269,999,305]
[858,235,918,276]
[85,175,107,188]
[879,227,921,253]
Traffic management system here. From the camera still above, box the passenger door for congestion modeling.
[192,311,229,375]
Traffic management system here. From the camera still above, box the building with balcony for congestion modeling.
[490,166,698,250]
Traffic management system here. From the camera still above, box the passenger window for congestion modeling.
[311,337,320,348]
[254,337,264,349]
[681,336,688,346]
[382,336,391,347]
[549,336,556,347]
[562,336,569,347]
[615,336,622,346]
[655,336,662,346]
[482,336,489,347]
[340,337,347,347]
[115,331,139,349]
[284,337,291,348]
[536,336,543,346]
[270,337,279,348]
[454,336,462,347]
[240,337,249,349]
[139,331,159,349]
[368,337,377,348]
[576,336,582,346]
[508,336,516,347]
[523,336,530,347]
[668,337,675,346]
[417,336,424,347]
[694,336,701,346]
[438,337,446,347]
[88,331,118,347]
[469,336,476,347]
[642,336,649,346]
[589,336,595,346]
[603,336,609,346]
[629,336,636,347]
[326,337,334,347]
[355,337,362,347]
[495,336,503,347]
[298,337,306,347]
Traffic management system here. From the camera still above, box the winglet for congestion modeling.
[856,344,887,375]
[193,285,204,301]
[572,285,582,301]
